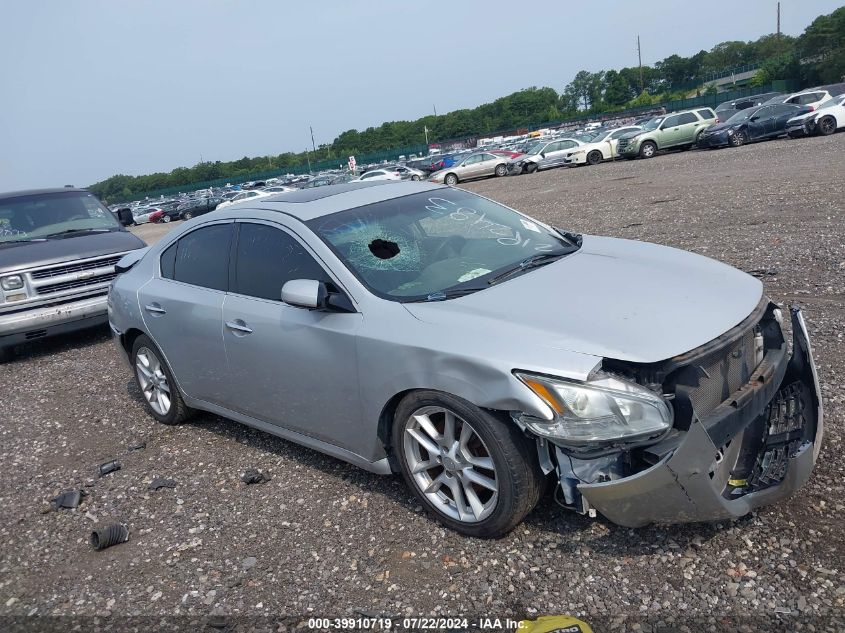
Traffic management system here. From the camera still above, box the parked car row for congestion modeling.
[417,84,845,187]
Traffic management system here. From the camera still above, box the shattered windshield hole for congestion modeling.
[369,239,400,259]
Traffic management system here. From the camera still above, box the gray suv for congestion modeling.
[0,188,145,360]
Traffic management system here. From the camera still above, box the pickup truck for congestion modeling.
[0,188,145,360]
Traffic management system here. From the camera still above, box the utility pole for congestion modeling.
[309,126,316,153]
[777,2,781,37]
[305,148,312,174]
[637,35,644,93]
[424,125,429,145]
[433,105,437,117]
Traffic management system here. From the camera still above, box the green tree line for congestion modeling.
[89,7,844,202]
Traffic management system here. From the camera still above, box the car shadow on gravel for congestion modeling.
[2,323,111,365]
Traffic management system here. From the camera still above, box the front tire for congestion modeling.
[392,391,544,538]
[162,215,171,223]
[729,130,747,147]
[131,335,192,426]
[411,174,420,181]
[817,115,836,136]
[639,141,657,159]
[183,211,193,220]
[586,150,603,165]
[444,173,458,186]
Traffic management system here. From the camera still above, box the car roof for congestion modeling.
[0,187,89,201]
[220,181,446,221]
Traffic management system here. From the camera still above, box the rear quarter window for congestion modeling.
[677,112,698,125]
[697,109,716,120]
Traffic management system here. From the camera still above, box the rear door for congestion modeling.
[220,220,365,450]
[137,221,233,403]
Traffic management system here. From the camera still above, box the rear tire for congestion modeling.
[817,115,836,136]
[586,150,603,165]
[639,141,657,159]
[131,335,192,426]
[392,390,544,538]
[183,211,193,220]
[494,164,507,177]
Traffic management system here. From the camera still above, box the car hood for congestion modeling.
[0,230,146,275]
[703,121,740,133]
[618,130,645,140]
[403,235,763,364]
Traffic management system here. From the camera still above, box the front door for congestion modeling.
[220,221,365,451]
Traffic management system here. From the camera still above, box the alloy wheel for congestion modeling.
[403,406,498,523]
[445,174,458,186]
[819,116,836,135]
[135,346,172,416]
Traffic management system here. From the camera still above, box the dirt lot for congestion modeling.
[1,135,844,631]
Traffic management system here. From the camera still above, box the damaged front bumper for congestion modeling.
[547,306,823,528]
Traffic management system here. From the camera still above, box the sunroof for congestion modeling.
[267,180,394,203]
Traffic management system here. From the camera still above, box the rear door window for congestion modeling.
[171,223,232,291]
[677,112,698,125]
[696,109,716,120]
[233,223,330,301]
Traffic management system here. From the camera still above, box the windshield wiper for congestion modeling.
[0,237,47,245]
[44,228,113,238]
[487,252,569,286]
[416,286,488,302]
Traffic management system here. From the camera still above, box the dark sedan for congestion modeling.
[177,196,222,220]
[697,103,811,149]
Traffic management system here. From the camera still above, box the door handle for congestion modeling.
[225,320,253,334]
[144,303,166,314]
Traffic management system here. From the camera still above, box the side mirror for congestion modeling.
[281,279,327,309]
[117,209,134,226]
[540,153,546,158]
[750,116,759,122]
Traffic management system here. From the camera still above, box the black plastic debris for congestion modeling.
[90,523,130,551]
[746,267,779,278]
[50,489,87,510]
[128,441,146,452]
[241,468,270,485]
[368,238,400,259]
[148,477,177,491]
[98,460,122,477]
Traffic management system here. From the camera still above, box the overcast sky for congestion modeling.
[0,0,839,190]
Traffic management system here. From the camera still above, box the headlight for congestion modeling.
[1,274,24,291]
[570,150,585,155]
[514,371,673,445]
[727,128,734,135]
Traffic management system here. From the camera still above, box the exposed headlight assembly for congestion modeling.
[1,274,24,291]
[514,371,673,446]
[727,128,735,135]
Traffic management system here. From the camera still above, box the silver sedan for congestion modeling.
[109,181,822,537]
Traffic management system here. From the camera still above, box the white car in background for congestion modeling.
[785,93,845,137]
[563,126,643,165]
[216,190,273,210]
[768,88,836,112]
[132,207,162,225]
[355,169,403,182]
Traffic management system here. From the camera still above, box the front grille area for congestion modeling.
[36,272,117,295]
[30,256,122,279]
[688,328,758,418]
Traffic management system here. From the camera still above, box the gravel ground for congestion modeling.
[1,134,844,632]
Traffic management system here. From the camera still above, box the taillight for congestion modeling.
[808,106,815,111]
